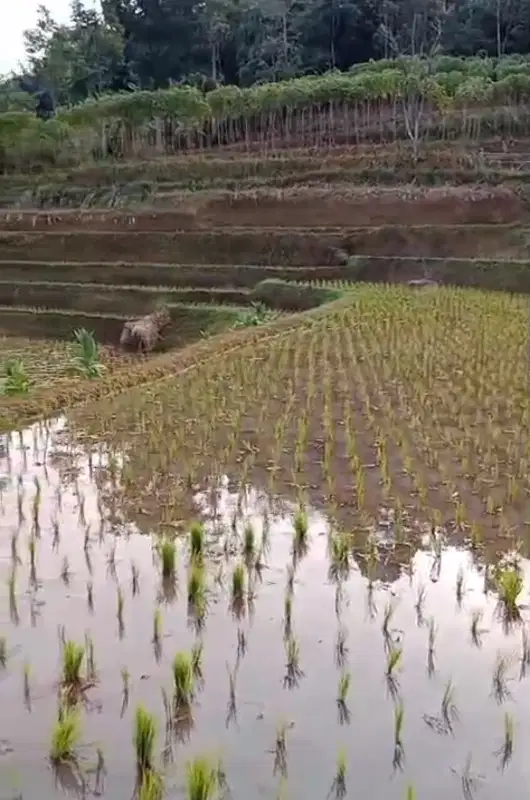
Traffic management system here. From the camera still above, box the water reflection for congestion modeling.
[0,421,530,798]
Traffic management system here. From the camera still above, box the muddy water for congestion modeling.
[1,421,530,799]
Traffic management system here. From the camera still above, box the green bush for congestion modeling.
[250,279,343,311]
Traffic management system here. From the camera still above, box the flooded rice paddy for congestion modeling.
[0,286,528,799]
[1,418,530,800]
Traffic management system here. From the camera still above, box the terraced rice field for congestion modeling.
[0,177,530,344]
[0,284,528,800]
[0,142,530,800]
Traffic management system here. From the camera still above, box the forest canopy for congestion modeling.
[1,0,530,112]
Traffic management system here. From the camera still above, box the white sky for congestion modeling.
[0,0,99,76]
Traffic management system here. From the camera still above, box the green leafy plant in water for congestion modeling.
[1,358,30,395]
[497,567,523,619]
[72,328,105,379]
[232,302,278,329]
[134,705,157,776]
[186,756,218,800]
[50,706,82,763]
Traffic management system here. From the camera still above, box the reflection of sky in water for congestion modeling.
[0,421,530,798]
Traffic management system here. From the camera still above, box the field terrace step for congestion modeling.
[0,303,241,345]
[2,256,530,292]
[0,225,528,264]
[0,281,252,315]
[0,186,527,229]
[0,260,361,287]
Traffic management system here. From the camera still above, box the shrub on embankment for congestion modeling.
[2,56,530,171]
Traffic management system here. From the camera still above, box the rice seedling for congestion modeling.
[451,754,485,800]
[138,770,165,800]
[225,661,238,729]
[334,626,349,669]
[385,644,403,699]
[23,662,31,712]
[190,522,206,562]
[117,586,125,638]
[441,679,459,734]
[86,581,94,613]
[292,505,309,562]
[61,640,86,697]
[455,565,465,608]
[283,594,293,641]
[427,617,437,678]
[236,628,247,667]
[50,706,82,764]
[496,567,523,623]
[191,641,205,688]
[133,705,157,778]
[10,530,20,565]
[186,756,218,800]
[414,583,426,627]
[153,608,162,663]
[172,651,195,714]
[93,747,107,797]
[272,722,289,778]
[519,626,530,679]
[337,671,351,726]
[242,522,256,563]
[277,776,288,800]
[161,687,174,765]
[8,567,19,625]
[230,563,246,619]
[392,700,405,772]
[329,531,351,582]
[382,600,397,650]
[283,635,304,690]
[470,609,485,648]
[106,543,117,581]
[131,562,140,596]
[159,538,177,579]
[187,561,207,628]
[85,634,97,682]
[0,636,6,668]
[406,785,417,800]
[329,749,348,800]
[120,667,130,718]
[495,711,515,771]
[491,653,513,704]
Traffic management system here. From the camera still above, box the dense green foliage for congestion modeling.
[2,0,530,106]
[2,54,530,170]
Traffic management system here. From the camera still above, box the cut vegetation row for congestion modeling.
[0,185,527,229]
[2,257,530,291]
[1,225,528,264]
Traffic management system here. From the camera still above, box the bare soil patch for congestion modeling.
[0,225,527,265]
[0,186,526,230]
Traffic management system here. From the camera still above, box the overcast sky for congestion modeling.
[0,0,99,76]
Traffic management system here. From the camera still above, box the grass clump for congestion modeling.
[497,567,523,620]
[190,522,206,561]
[186,756,218,800]
[50,706,82,764]
[159,538,177,579]
[134,705,157,776]
[172,651,195,711]
[61,639,86,700]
